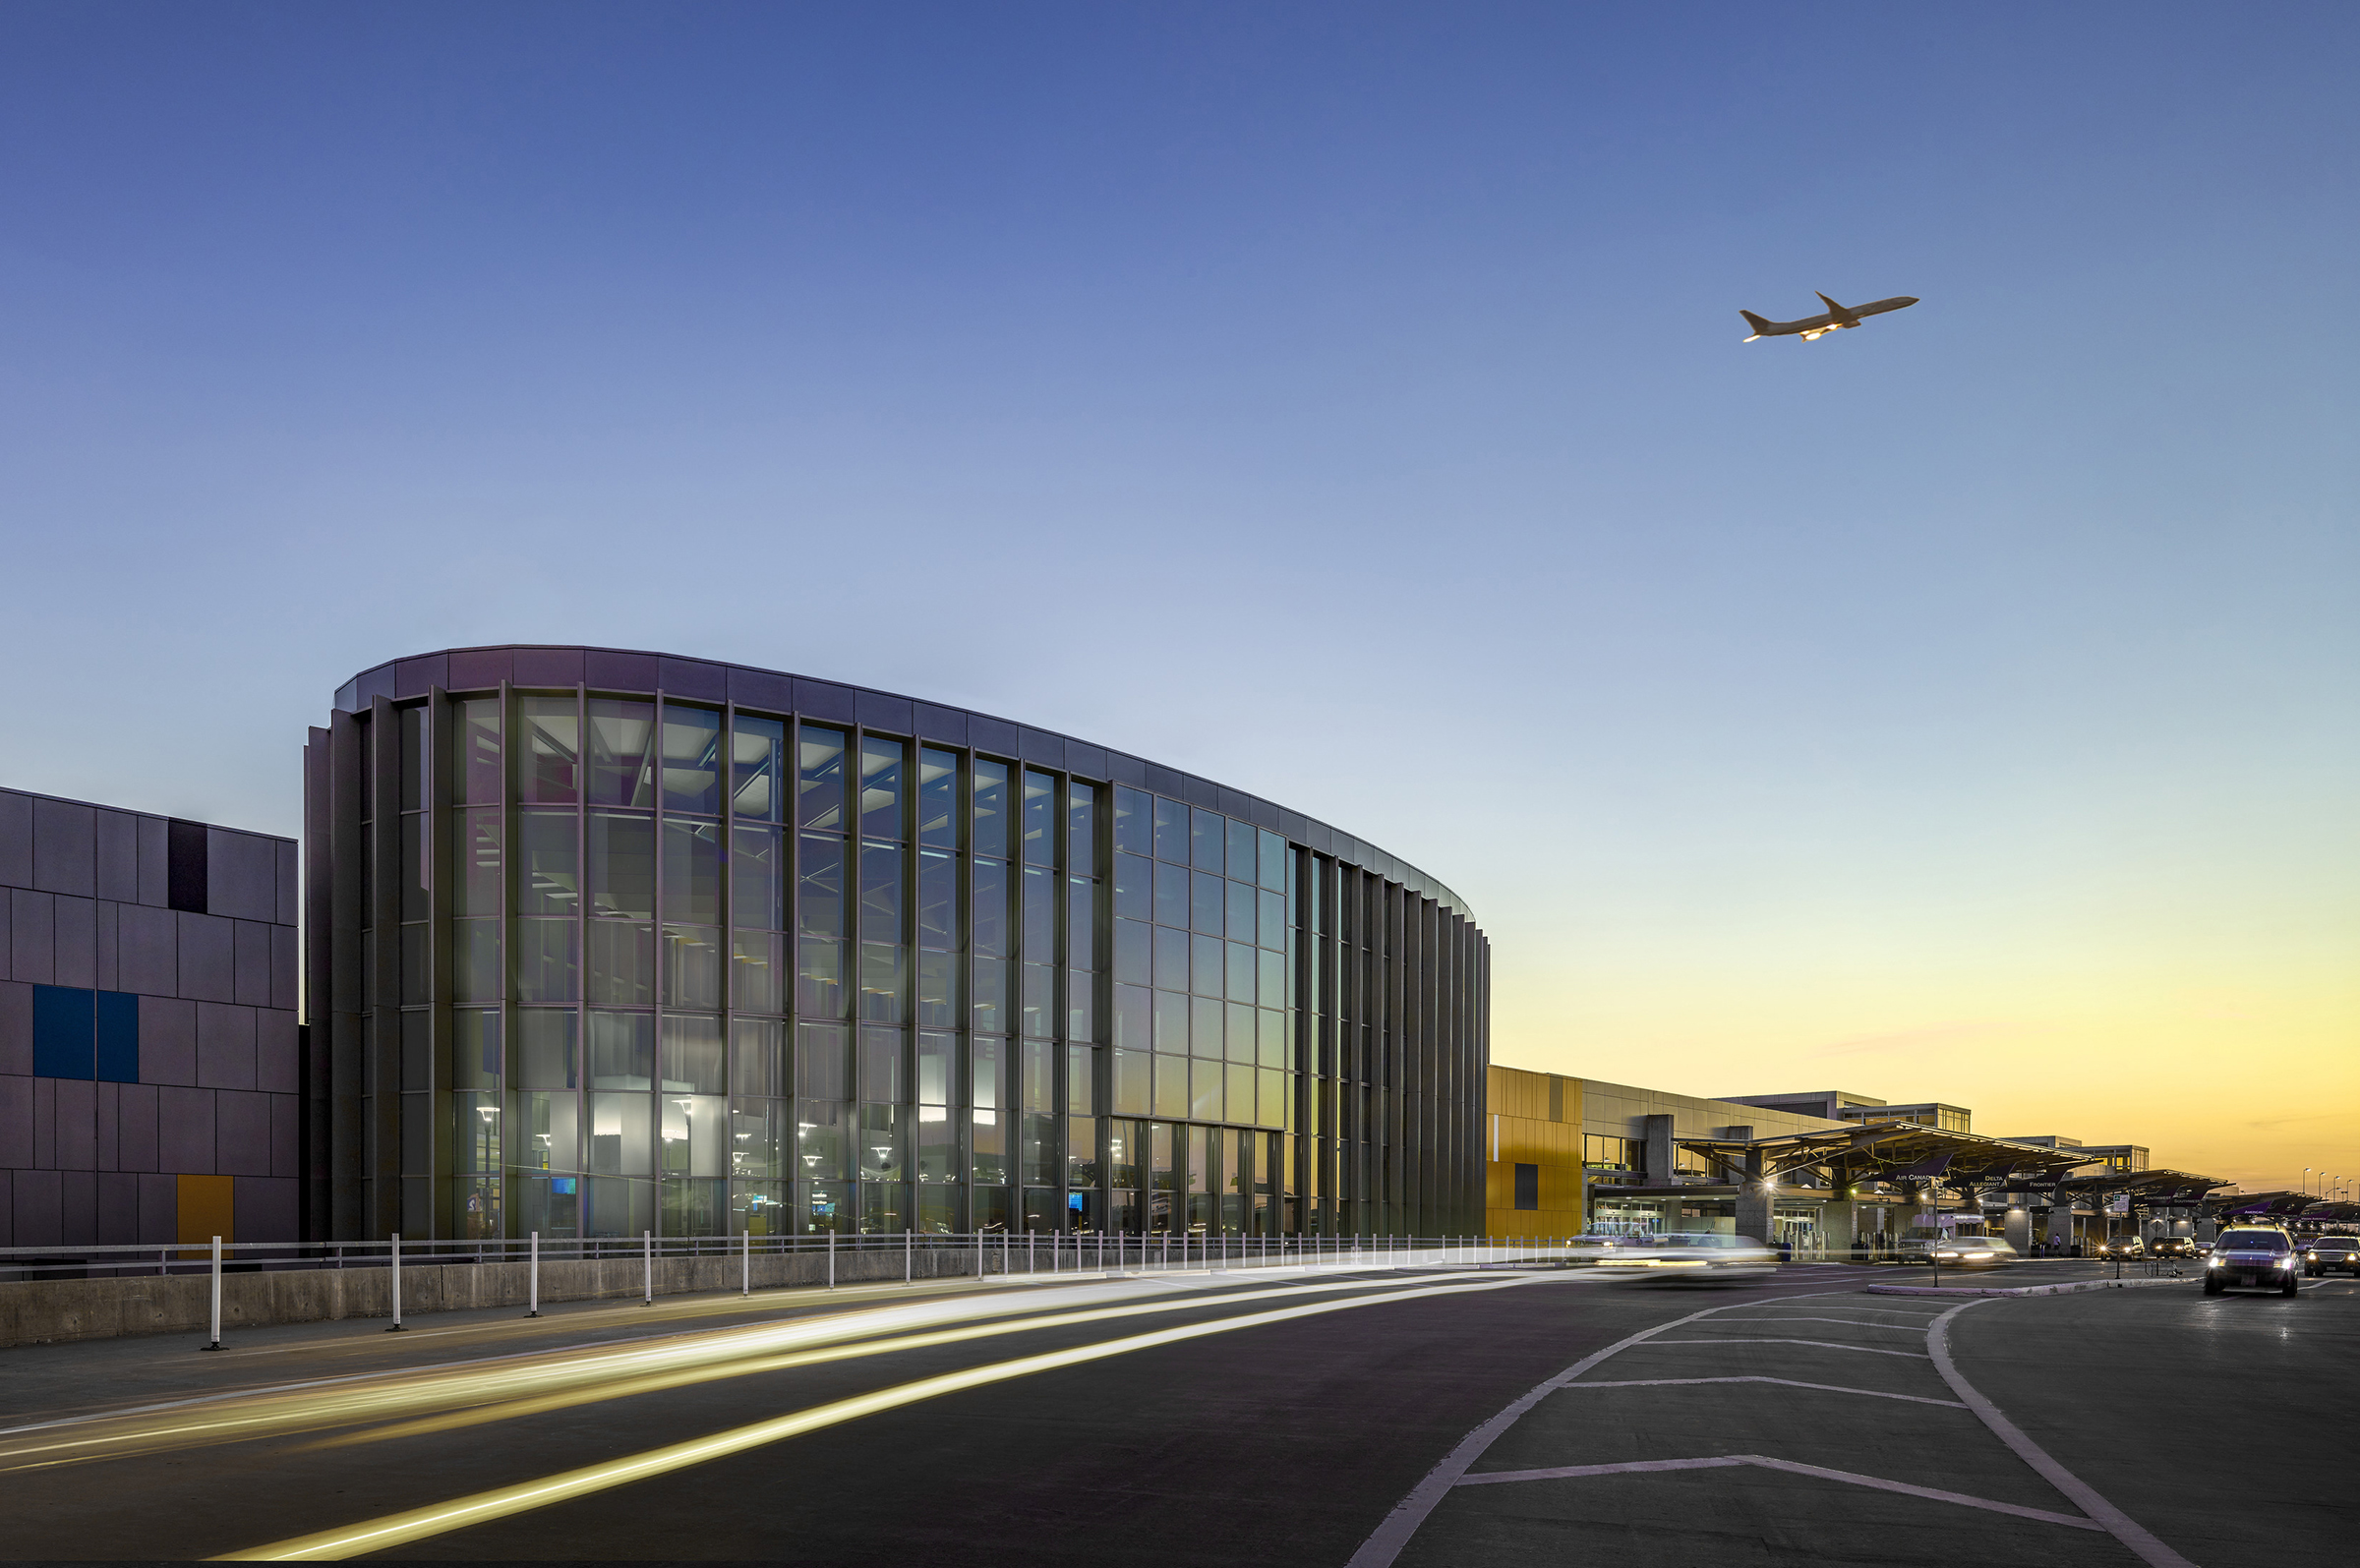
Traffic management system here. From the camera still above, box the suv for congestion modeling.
[2094,1236,2146,1260]
[2300,1236,2360,1277]
[2151,1237,2198,1259]
[2206,1227,2301,1296]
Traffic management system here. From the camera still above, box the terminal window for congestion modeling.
[1584,1135,1639,1171]
[1512,1163,1539,1210]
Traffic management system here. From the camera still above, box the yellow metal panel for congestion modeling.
[177,1173,235,1257]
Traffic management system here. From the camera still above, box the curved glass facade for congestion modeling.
[304,646,1487,1243]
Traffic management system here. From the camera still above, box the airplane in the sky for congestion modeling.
[1740,292,1919,341]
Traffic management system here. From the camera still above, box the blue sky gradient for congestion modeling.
[2,2,2352,1188]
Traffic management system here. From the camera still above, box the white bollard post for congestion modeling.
[742,1228,751,1296]
[828,1227,836,1289]
[905,1229,913,1285]
[642,1230,653,1307]
[202,1236,223,1351]
[386,1234,404,1331]
[526,1231,541,1317]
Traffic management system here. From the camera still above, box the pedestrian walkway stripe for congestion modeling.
[1561,1376,1967,1409]
[1647,1337,1931,1359]
[1456,1453,2106,1532]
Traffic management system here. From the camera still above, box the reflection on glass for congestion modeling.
[587,700,657,808]
[1113,919,1150,986]
[1020,962,1053,1037]
[1192,808,1224,872]
[661,1092,728,1177]
[516,809,578,915]
[1067,1115,1097,1187]
[1257,1008,1284,1067]
[517,695,579,805]
[584,920,655,1006]
[1067,968,1093,1043]
[1113,983,1150,1048]
[662,819,722,925]
[798,726,847,830]
[660,1014,726,1093]
[859,842,903,937]
[858,942,907,1022]
[1259,891,1286,951]
[732,1016,785,1097]
[797,835,845,938]
[732,715,785,823]
[1067,783,1096,877]
[973,759,1009,858]
[589,1091,653,1176]
[1191,995,1223,1059]
[915,950,959,1028]
[400,816,428,922]
[451,917,501,1005]
[1258,948,1285,1007]
[859,1102,905,1179]
[971,957,1007,1033]
[796,937,846,1017]
[1225,819,1256,881]
[512,1090,580,1174]
[1022,866,1055,957]
[1154,1053,1187,1119]
[1022,771,1056,866]
[1066,1042,1094,1114]
[1191,934,1222,999]
[796,1021,850,1099]
[971,858,1007,956]
[1225,878,1256,944]
[860,1181,908,1234]
[453,809,501,916]
[1258,829,1287,892]
[1113,786,1151,857]
[589,1011,655,1089]
[1259,1069,1285,1130]
[514,1010,578,1089]
[917,748,959,848]
[916,850,957,949]
[1152,988,1188,1053]
[1112,1048,1149,1116]
[1066,879,1095,970]
[1155,925,1190,992]
[662,706,723,816]
[796,1102,851,1181]
[916,1105,957,1184]
[1153,796,1187,864]
[1226,942,1255,1004]
[452,1010,501,1089]
[732,825,784,931]
[1114,852,1152,922]
[586,812,655,919]
[972,1110,1008,1184]
[859,737,905,840]
[917,1031,954,1105]
[860,1026,904,1101]
[456,698,501,805]
[1192,871,1224,936]
[731,1098,791,1180]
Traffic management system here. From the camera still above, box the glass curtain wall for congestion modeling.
[384,689,1365,1243]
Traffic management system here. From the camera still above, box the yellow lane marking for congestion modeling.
[212,1277,1524,1561]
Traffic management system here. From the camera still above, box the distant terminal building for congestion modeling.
[0,788,300,1249]
[1484,1066,2222,1254]
[303,645,1490,1245]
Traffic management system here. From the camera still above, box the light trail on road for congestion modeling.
[211,1273,1534,1561]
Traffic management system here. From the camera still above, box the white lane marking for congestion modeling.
[1926,1302,2197,1568]
[1458,1452,2106,1531]
[1702,1315,1930,1330]
[1342,1297,1769,1568]
[1645,1337,1931,1359]
[1561,1376,1966,1409]
[212,1276,1523,1561]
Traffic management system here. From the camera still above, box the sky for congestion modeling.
[1,2,2352,1195]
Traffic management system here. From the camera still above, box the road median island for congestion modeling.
[1867,1277,2196,1299]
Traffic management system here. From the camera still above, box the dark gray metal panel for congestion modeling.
[10,890,52,984]
[30,797,95,898]
[334,678,361,711]
[116,902,177,995]
[0,792,28,891]
[0,1071,26,1167]
[275,840,298,927]
[135,815,170,906]
[1102,752,1148,787]
[138,996,196,1085]
[1247,797,1279,831]
[269,1091,301,1177]
[796,679,856,724]
[1017,728,1065,767]
[94,811,138,902]
[257,1008,298,1092]
[95,1171,138,1244]
[196,1002,257,1090]
[234,1175,300,1241]
[1183,776,1218,810]
[52,1077,94,1171]
[730,666,794,714]
[116,1082,156,1172]
[1065,743,1106,782]
[446,647,513,691]
[155,1086,215,1174]
[393,655,446,698]
[913,704,969,746]
[511,647,584,688]
[659,657,729,702]
[0,981,27,1075]
[52,896,95,990]
[215,1090,271,1176]
[1215,786,1249,820]
[270,923,298,1012]
[1276,809,1307,842]
[206,831,279,922]
[233,920,273,1007]
[585,649,659,691]
[137,1171,176,1243]
[856,690,914,734]
[968,716,1018,757]
[1145,763,1184,797]
[176,913,236,1003]
[354,665,397,707]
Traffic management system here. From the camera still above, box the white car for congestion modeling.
[1925,1237,2017,1268]
[1590,1232,1779,1281]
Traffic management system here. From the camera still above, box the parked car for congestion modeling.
[2094,1236,2146,1260]
[2206,1227,2301,1296]
[1590,1231,1780,1282]
[2150,1238,2198,1259]
[2300,1236,2360,1278]
[1926,1237,2017,1268]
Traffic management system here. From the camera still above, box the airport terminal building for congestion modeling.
[303,645,1490,1245]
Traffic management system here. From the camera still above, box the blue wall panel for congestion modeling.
[94,990,140,1083]
[31,985,94,1079]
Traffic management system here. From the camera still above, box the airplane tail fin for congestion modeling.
[1739,310,1773,333]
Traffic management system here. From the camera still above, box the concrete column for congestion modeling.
[1641,1115,1676,1185]
[1820,1198,1859,1257]
[1736,1190,1773,1245]
[2002,1201,2034,1253]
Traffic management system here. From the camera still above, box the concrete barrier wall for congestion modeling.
[0,1247,979,1349]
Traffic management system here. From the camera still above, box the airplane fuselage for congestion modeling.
[1741,294,1919,341]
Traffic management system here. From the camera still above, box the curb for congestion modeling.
[1866,1277,2195,1298]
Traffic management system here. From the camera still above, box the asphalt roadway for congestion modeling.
[0,1255,2349,1564]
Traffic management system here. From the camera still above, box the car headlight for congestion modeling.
[2208,1256,2223,1267]
[2276,1255,2294,1268]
